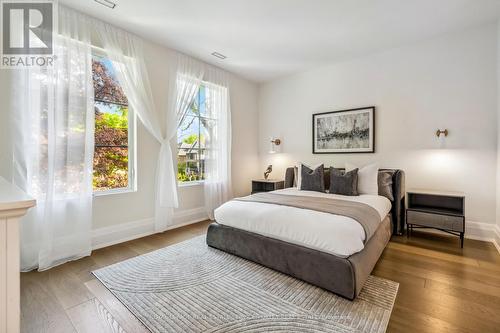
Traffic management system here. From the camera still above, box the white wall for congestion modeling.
[259,23,498,227]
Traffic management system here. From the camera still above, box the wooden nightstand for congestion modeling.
[251,179,285,194]
[406,190,465,248]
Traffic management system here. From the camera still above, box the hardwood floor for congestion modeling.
[20,221,500,333]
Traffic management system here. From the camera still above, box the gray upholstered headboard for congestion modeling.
[284,167,406,235]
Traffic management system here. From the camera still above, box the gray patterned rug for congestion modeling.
[93,236,398,333]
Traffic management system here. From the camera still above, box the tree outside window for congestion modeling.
[92,54,134,192]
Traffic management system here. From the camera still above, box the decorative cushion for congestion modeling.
[295,163,322,188]
[345,162,379,195]
[293,166,298,187]
[324,167,331,191]
[329,167,359,196]
[378,170,394,201]
[294,164,330,189]
[300,164,325,192]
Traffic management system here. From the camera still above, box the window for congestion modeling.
[92,53,136,193]
[177,85,211,183]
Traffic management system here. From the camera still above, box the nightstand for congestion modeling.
[251,179,284,194]
[406,190,465,248]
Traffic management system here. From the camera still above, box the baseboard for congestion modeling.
[493,224,500,254]
[414,221,500,254]
[465,221,496,240]
[91,207,209,250]
[172,206,207,225]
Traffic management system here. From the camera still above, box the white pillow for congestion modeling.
[345,162,379,195]
[295,162,322,189]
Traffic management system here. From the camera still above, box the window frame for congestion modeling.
[177,82,214,187]
[91,47,137,196]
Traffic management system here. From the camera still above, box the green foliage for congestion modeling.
[177,162,186,174]
[177,172,204,182]
[96,107,128,130]
[183,134,198,145]
[93,107,129,191]
[93,147,128,190]
[182,134,206,145]
[177,161,204,182]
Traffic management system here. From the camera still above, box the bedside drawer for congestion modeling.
[251,180,285,194]
[407,210,464,232]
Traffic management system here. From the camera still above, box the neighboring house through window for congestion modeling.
[177,85,211,183]
[92,52,136,193]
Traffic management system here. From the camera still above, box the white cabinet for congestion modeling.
[0,178,35,333]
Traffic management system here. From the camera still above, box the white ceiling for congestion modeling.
[60,0,500,82]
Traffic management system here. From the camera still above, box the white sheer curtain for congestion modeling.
[93,20,176,231]
[203,69,232,219]
[164,55,204,222]
[165,55,232,220]
[12,6,94,271]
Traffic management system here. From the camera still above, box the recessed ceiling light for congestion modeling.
[211,52,226,60]
[94,0,116,9]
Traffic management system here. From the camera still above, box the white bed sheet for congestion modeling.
[214,188,392,258]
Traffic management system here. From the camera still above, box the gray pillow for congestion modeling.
[324,167,331,190]
[294,165,329,189]
[300,164,325,192]
[329,167,359,196]
[293,166,298,187]
[378,170,394,201]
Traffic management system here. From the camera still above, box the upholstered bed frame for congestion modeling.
[206,168,405,300]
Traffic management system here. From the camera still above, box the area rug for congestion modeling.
[93,236,398,333]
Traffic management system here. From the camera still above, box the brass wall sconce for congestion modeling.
[436,129,448,138]
[269,138,281,154]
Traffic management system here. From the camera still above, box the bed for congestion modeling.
[206,167,405,300]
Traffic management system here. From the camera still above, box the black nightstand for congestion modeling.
[251,179,284,194]
[406,190,465,248]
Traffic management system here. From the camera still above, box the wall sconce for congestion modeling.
[436,129,448,138]
[269,138,281,154]
[436,129,448,148]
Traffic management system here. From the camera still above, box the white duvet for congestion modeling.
[214,188,391,258]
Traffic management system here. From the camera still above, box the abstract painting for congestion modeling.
[313,107,375,153]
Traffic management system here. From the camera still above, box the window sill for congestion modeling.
[93,187,137,197]
[178,181,204,188]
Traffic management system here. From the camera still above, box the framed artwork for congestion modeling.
[312,106,375,154]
